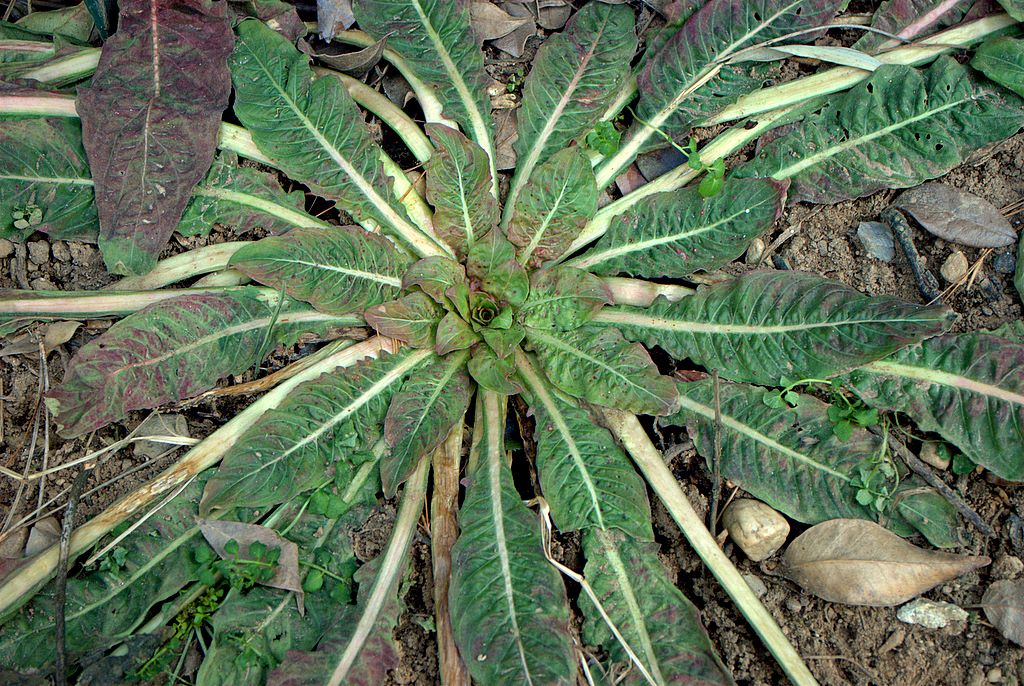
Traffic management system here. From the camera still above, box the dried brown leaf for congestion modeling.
[199,520,304,614]
[471,2,533,44]
[782,519,989,606]
[894,182,1016,248]
[0,321,80,357]
[982,579,1024,646]
[307,36,388,77]
[492,2,536,57]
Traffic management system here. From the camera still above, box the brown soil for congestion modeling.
[3,5,1024,686]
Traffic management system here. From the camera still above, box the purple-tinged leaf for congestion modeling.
[527,325,679,416]
[520,267,612,331]
[364,292,444,348]
[737,59,1024,204]
[467,346,521,395]
[45,289,356,437]
[467,229,529,307]
[78,0,234,275]
[893,182,1016,248]
[200,520,304,614]
[435,312,480,355]
[382,350,472,495]
[402,256,467,305]
[230,226,411,315]
[229,0,306,41]
[425,124,498,259]
[854,0,969,52]
[847,331,1024,482]
[582,528,734,685]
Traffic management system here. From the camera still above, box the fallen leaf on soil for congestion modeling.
[471,2,533,41]
[492,2,536,57]
[981,579,1024,646]
[0,321,81,357]
[200,520,304,614]
[494,108,519,170]
[894,182,1016,248]
[316,0,354,41]
[24,516,61,557]
[536,0,572,30]
[781,519,989,606]
[304,36,388,78]
[132,413,190,459]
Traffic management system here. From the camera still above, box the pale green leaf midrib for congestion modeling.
[112,309,357,377]
[225,350,429,484]
[241,37,423,246]
[769,95,973,180]
[519,174,575,265]
[596,308,942,335]
[409,0,498,195]
[191,185,330,229]
[675,392,850,481]
[1,173,92,186]
[399,351,468,446]
[248,256,403,288]
[530,328,667,407]
[864,359,1024,406]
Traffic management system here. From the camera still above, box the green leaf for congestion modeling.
[230,20,427,253]
[425,123,497,258]
[230,226,411,316]
[581,528,734,686]
[524,373,653,540]
[664,380,904,527]
[972,37,1024,99]
[895,489,961,549]
[996,0,1024,21]
[449,394,576,686]
[0,118,96,242]
[14,3,96,43]
[467,229,529,307]
[599,271,954,386]
[198,466,377,686]
[179,153,324,237]
[507,147,597,267]
[527,325,679,416]
[632,0,842,149]
[78,0,235,274]
[364,292,444,349]
[352,0,496,185]
[569,178,786,277]
[736,59,1024,203]
[853,0,968,53]
[402,256,467,305]
[435,312,480,355]
[520,267,612,331]
[846,332,1024,482]
[45,290,355,438]
[0,475,211,671]
[201,350,426,514]
[507,1,636,216]
[381,350,473,495]
[468,347,522,395]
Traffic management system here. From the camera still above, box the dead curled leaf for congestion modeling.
[781,519,989,606]
[894,182,1016,248]
[199,520,304,614]
[0,320,80,357]
[982,579,1024,646]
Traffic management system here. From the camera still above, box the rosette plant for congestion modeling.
[1,0,1023,684]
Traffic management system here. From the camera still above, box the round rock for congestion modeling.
[722,499,790,562]
[940,251,969,284]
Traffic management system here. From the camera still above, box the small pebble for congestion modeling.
[987,668,1003,683]
[745,238,766,265]
[0,238,13,259]
[920,442,950,470]
[991,554,1024,580]
[857,221,896,262]
[51,241,70,263]
[30,277,57,290]
[878,628,906,653]
[897,597,968,629]
[722,499,790,562]
[992,250,1016,274]
[26,240,49,265]
[940,251,969,284]
[742,573,768,599]
[785,597,803,613]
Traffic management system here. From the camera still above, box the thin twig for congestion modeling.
[709,370,723,537]
[54,464,92,686]
[871,427,993,538]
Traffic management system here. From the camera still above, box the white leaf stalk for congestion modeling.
[597,408,821,686]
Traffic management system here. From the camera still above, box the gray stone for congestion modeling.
[991,554,1023,580]
[26,240,49,265]
[0,238,14,259]
[896,598,968,629]
[993,250,1016,275]
[857,221,895,262]
[742,573,768,599]
[745,238,766,265]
